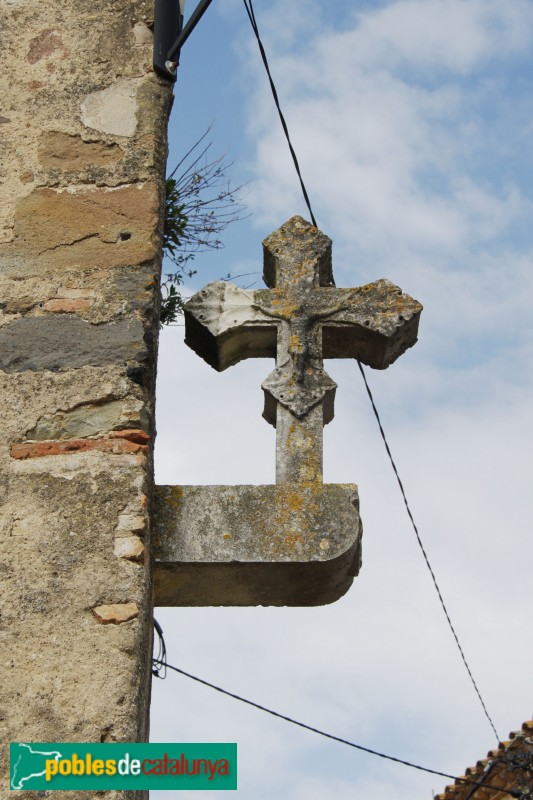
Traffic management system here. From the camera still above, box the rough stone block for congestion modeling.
[115,514,146,533]
[92,603,140,624]
[81,78,143,138]
[109,429,150,445]
[114,536,145,561]
[24,399,145,441]
[43,298,92,313]
[0,316,146,373]
[1,183,158,276]
[38,131,123,171]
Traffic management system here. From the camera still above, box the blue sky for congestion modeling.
[151,2,533,798]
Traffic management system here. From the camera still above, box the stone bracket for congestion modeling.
[154,484,362,607]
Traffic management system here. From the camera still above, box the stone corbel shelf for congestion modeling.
[154,483,361,606]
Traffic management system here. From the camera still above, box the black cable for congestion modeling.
[242,0,318,228]
[159,661,522,798]
[356,360,500,742]
[152,618,168,679]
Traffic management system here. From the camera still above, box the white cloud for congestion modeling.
[340,0,533,74]
[243,0,533,268]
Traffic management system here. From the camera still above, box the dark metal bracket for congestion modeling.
[153,0,183,81]
[153,0,215,81]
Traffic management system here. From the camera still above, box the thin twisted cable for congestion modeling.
[356,361,500,741]
[159,661,517,797]
[242,0,318,227]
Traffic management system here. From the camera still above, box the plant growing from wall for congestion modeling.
[161,130,248,325]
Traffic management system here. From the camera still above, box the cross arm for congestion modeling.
[319,279,422,368]
[184,280,278,371]
[185,275,421,373]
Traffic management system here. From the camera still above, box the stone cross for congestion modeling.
[154,216,422,607]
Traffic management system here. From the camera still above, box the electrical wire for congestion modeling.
[152,618,167,679]
[242,0,318,228]
[156,660,522,798]
[356,361,500,742]
[241,0,500,744]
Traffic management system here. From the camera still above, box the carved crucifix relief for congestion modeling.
[154,216,422,607]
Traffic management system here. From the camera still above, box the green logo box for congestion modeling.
[10,742,237,791]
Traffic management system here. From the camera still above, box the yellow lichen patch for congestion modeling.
[269,287,299,318]
[166,486,183,509]
[289,334,303,353]
[290,259,311,283]
[284,420,322,483]
[287,490,304,513]
[284,532,303,551]
[265,485,306,539]
[156,486,184,548]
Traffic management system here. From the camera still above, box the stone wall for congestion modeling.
[0,0,172,795]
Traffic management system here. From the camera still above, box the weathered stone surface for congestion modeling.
[0,265,158,325]
[262,214,333,286]
[24,399,145,441]
[1,183,158,276]
[81,79,142,138]
[60,288,96,299]
[109,428,150,445]
[114,535,145,560]
[28,27,69,64]
[38,131,123,170]
[115,513,146,532]
[154,484,362,606]
[133,21,153,46]
[1,467,153,751]
[0,295,39,316]
[276,404,324,483]
[0,0,164,239]
[43,298,92,313]
[93,602,140,624]
[185,280,278,368]
[0,316,147,373]
[0,367,143,439]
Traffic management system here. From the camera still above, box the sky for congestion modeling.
[151,1,533,798]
